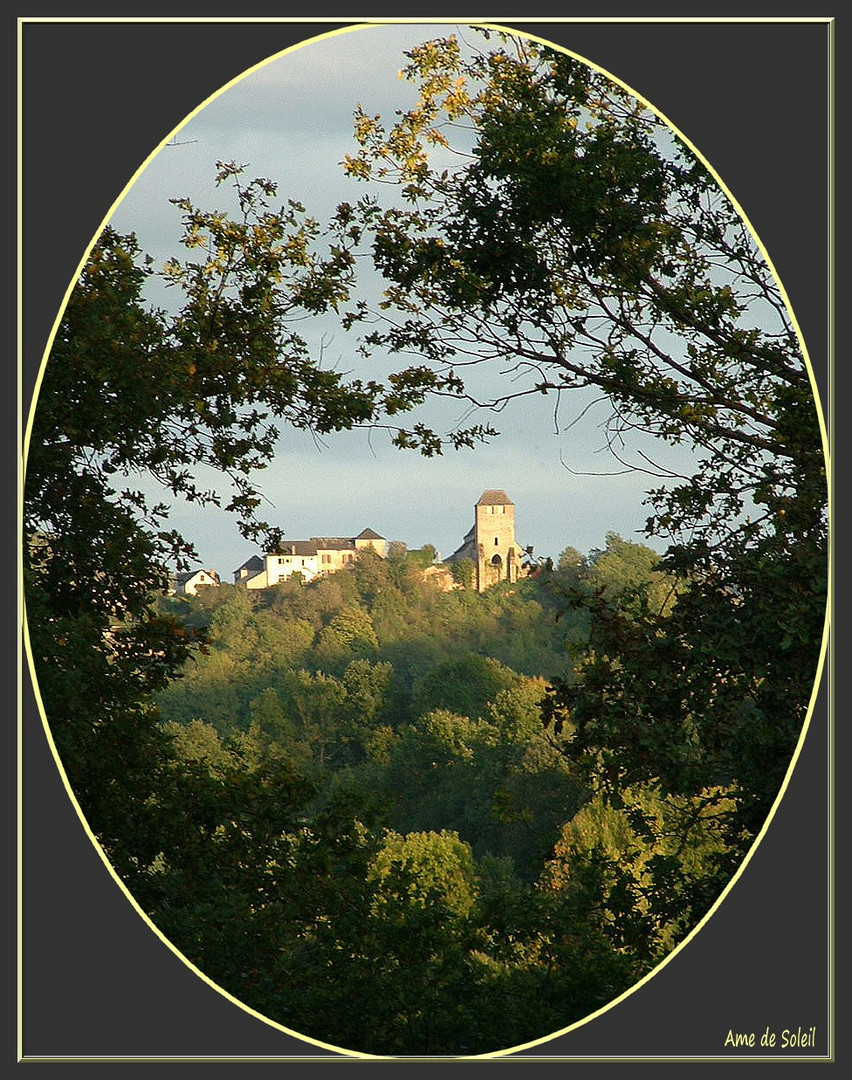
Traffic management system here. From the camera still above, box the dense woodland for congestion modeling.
[104,536,734,1055]
[24,28,827,1059]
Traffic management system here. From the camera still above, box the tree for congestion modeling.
[369,828,479,920]
[337,29,828,946]
[340,29,826,594]
[363,829,481,1052]
[22,161,403,873]
[450,557,476,590]
[313,604,380,670]
[341,33,825,540]
[584,533,671,607]
[541,779,741,965]
[404,543,438,569]
[351,546,394,605]
[411,651,520,721]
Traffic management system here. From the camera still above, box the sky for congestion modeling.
[107,23,683,578]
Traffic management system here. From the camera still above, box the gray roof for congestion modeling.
[444,536,477,564]
[309,537,357,551]
[265,537,358,556]
[277,540,325,556]
[234,555,264,573]
[356,528,385,540]
[176,568,219,584]
[476,489,514,506]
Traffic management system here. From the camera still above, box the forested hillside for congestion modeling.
[106,536,734,1055]
[157,545,586,881]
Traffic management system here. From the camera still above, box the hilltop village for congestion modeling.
[172,489,526,597]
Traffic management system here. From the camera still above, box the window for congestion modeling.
[494,537,499,545]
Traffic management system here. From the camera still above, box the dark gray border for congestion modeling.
[19,15,832,1067]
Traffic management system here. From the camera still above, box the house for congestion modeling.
[234,528,387,590]
[444,490,522,592]
[173,568,220,596]
[233,554,266,586]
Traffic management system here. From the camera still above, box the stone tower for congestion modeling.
[474,489,519,592]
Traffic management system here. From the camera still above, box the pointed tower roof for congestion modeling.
[476,489,514,506]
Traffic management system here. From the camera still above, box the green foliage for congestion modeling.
[485,678,550,743]
[23,164,395,897]
[491,737,586,879]
[351,547,394,604]
[450,557,476,589]
[584,532,676,614]
[542,781,741,960]
[314,604,380,669]
[555,545,584,582]
[164,717,237,774]
[411,652,520,720]
[46,530,747,1054]
[23,29,828,1056]
[339,26,826,962]
[401,543,438,570]
[369,829,478,920]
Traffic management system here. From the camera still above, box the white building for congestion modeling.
[172,568,220,596]
[234,529,386,589]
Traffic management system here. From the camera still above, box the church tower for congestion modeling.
[474,489,519,592]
